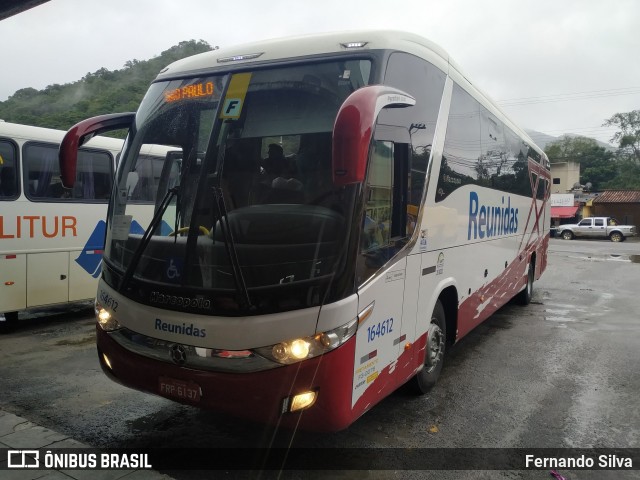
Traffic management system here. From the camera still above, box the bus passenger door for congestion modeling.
[0,254,27,313]
[352,134,417,408]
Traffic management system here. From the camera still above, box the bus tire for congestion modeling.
[410,300,446,394]
[0,312,18,334]
[516,260,535,305]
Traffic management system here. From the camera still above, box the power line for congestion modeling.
[497,86,640,107]
[531,126,618,137]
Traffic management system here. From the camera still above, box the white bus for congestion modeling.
[59,30,550,431]
[0,121,172,330]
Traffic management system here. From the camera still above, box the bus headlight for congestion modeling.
[95,300,121,332]
[255,318,357,365]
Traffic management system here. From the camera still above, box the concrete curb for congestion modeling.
[0,409,173,480]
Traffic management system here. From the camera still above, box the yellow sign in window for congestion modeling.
[219,73,252,119]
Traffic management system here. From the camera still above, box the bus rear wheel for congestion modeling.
[411,300,446,394]
[0,311,18,334]
[516,260,535,305]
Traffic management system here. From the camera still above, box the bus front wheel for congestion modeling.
[411,300,446,394]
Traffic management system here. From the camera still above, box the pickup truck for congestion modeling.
[558,217,637,242]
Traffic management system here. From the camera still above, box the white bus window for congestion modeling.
[127,154,164,202]
[123,148,194,205]
[24,142,113,201]
[436,84,482,202]
[363,141,393,251]
[381,52,446,161]
[0,140,19,199]
[357,137,413,284]
[503,127,531,196]
[77,150,113,199]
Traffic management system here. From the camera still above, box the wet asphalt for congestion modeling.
[1,237,639,479]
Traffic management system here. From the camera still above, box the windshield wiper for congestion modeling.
[118,186,179,293]
[212,186,254,311]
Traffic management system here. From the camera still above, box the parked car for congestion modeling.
[558,217,637,242]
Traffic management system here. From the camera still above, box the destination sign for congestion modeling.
[164,82,214,103]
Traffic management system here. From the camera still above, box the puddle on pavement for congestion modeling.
[544,314,593,325]
[544,305,596,329]
[543,304,640,332]
[572,254,640,263]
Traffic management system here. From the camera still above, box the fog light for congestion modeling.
[290,391,317,412]
[102,353,113,370]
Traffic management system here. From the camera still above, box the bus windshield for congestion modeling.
[105,59,372,313]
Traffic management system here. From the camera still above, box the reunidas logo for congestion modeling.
[155,318,206,338]
[468,191,519,240]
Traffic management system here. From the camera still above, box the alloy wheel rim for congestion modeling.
[425,322,444,373]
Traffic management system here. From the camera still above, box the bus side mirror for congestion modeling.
[332,86,415,187]
[59,112,135,188]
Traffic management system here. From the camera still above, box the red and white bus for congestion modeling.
[59,30,549,431]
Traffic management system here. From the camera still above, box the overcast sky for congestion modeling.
[1,0,639,146]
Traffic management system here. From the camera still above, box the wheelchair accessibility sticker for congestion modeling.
[165,257,183,282]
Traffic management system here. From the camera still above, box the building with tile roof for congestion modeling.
[591,190,640,227]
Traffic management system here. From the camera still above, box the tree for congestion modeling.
[0,39,212,130]
[603,110,640,164]
[597,110,640,189]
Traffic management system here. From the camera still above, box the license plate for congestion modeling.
[159,376,201,402]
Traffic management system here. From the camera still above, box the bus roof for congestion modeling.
[0,120,124,150]
[156,30,454,80]
[154,30,545,159]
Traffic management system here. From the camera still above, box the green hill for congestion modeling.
[0,40,212,132]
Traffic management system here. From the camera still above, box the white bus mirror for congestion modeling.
[331,86,415,187]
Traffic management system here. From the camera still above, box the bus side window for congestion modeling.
[24,142,113,201]
[0,139,19,199]
[362,141,393,252]
[24,143,64,199]
[357,139,411,282]
[76,150,114,200]
[127,154,164,203]
[436,84,482,202]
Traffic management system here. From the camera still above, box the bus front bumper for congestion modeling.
[96,325,358,432]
